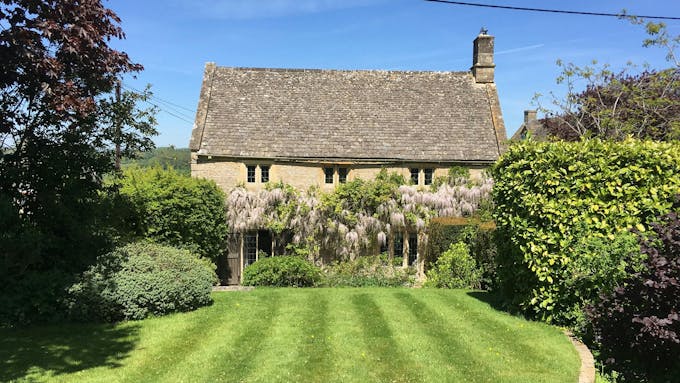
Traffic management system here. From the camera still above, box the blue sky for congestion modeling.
[109,0,680,147]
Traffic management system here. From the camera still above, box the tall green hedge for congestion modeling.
[491,138,680,323]
[118,166,228,259]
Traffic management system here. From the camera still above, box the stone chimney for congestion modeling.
[471,29,495,83]
[524,110,537,124]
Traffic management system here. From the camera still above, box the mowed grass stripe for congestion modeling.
[382,290,485,382]
[284,290,334,382]
[118,302,228,383]
[351,292,422,383]
[239,289,334,383]
[177,290,282,383]
[428,290,579,382]
[323,289,375,382]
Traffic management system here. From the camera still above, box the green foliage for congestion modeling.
[424,242,481,289]
[0,1,154,326]
[117,166,228,259]
[321,256,416,287]
[68,242,216,322]
[426,217,497,289]
[586,204,680,382]
[432,166,472,188]
[242,256,321,287]
[565,230,644,328]
[321,169,402,223]
[448,166,471,182]
[492,139,680,323]
[121,146,191,175]
[0,269,75,327]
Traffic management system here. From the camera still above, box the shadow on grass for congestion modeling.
[0,322,140,382]
[465,290,512,313]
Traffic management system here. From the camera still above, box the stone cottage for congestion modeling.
[190,31,507,284]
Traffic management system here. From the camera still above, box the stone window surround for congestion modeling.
[244,163,272,184]
[410,167,435,186]
[323,165,350,185]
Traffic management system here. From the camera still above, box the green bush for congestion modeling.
[0,269,75,327]
[322,256,416,287]
[491,138,680,323]
[586,205,680,382]
[426,217,496,289]
[424,242,481,289]
[68,242,217,322]
[565,230,644,329]
[242,256,321,287]
[117,166,228,259]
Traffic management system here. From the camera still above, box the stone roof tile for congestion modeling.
[191,66,504,162]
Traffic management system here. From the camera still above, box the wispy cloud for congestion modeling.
[172,0,387,20]
[496,43,545,56]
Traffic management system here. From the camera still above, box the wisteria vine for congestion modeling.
[226,175,493,262]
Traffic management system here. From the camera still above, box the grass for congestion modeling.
[0,288,580,383]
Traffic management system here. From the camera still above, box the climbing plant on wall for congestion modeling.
[225,169,494,263]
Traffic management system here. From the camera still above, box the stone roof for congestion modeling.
[190,64,506,163]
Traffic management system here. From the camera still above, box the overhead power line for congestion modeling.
[424,0,680,21]
[121,83,195,124]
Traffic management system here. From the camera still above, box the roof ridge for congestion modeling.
[215,65,471,75]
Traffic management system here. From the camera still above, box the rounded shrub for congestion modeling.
[242,256,321,287]
[68,242,217,322]
[424,242,481,289]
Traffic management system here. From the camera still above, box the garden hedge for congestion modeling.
[118,166,228,259]
[491,138,680,323]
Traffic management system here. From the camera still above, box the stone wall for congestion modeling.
[192,154,487,193]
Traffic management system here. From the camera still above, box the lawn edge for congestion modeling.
[564,330,595,383]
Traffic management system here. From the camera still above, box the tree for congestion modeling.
[536,19,680,141]
[0,1,151,324]
[101,83,159,170]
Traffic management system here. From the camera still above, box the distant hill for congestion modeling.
[122,146,191,175]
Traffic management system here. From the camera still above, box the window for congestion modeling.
[247,165,256,183]
[410,168,419,185]
[394,233,403,259]
[338,168,348,183]
[324,167,334,184]
[424,168,434,185]
[261,165,270,183]
[245,233,257,267]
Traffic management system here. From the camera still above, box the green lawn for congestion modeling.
[0,288,580,383]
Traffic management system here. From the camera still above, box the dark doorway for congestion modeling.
[258,230,272,256]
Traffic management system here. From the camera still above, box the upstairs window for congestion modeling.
[261,165,270,183]
[423,168,434,185]
[247,165,256,183]
[324,167,334,184]
[410,168,419,185]
[338,168,348,183]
